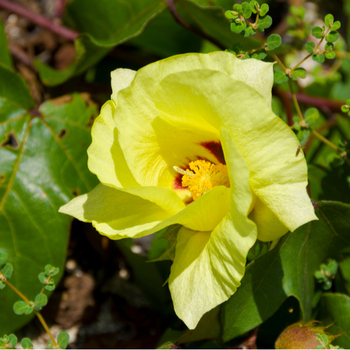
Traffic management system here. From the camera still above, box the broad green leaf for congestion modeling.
[21,338,33,349]
[312,26,324,39]
[1,263,13,279]
[57,331,69,349]
[178,306,221,344]
[0,251,7,265]
[305,41,315,54]
[176,0,259,51]
[0,66,98,333]
[274,69,288,84]
[35,0,167,85]
[0,20,13,69]
[222,202,350,342]
[266,34,282,50]
[324,14,334,27]
[317,293,350,348]
[326,31,339,43]
[34,293,47,310]
[129,9,201,58]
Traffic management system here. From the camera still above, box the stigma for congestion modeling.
[174,160,230,200]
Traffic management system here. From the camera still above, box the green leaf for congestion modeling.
[0,66,99,333]
[324,14,334,27]
[331,21,341,31]
[305,41,315,54]
[13,301,30,315]
[304,108,319,125]
[312,26,324,39]
[325,51,336,59]
[1,263,13,279]
[251,51,267,60]
[257,15,272,30]
[221,202,350,342]
[7,334,17,349]
[57,331,69,349]
[297,129,310,146]
[241,2,252,18]
[232,4,242,13]
[230,20,246,34]
[312,53,326,63]
[259,3,269,16]
[341,105,349,113]
[291,67,307,80]
[231,43,246,55]
[250,0,258,13]
[243,26,256,37]
[21,338,33,349]
[317,293,350,348]
[0,20,13,70]
[274,69,289,84]
[44,284,56,291]
[34,294,47,311]
[0,252,7,266]
[326,31,339,43]
[225,10,237,19]
[176,0,259,51]
[44,264,59,277]
[266,34,282,50]
[0,281,5,289]
[38,272,47,284]
[35,0,167,85]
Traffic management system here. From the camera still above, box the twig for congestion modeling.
[165,0,226,50]
[0,0,78,41]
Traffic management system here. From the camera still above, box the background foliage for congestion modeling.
[1,0,350,348]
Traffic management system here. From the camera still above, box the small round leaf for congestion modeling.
[45,284,55,291]
[312,53,325,64]
[0,252,7,266]
[312,26,323,39]
[331,21,341,31]
[304,41,315,54]
[1,263,13,279]
[8,334,17,348]
[57,331,69,350]
[326,31,339,43]
[341,105,349,113]
[13,301,30,315]
[257,15,272,30]
[260,3,269,16]
[21,338,34,349]
[325,51,336,59]
[225,10,238,19]
[274,69,288,84]
[34,293,48,310]
[250,0,258,13]
[291,68,307,80]
[266,34,282,50]
[304,108,319,125]
[0,281,5,289]
[38,272,47,284]
[324,14,334,27]
[230,21,246,34]
[241,2,252,18]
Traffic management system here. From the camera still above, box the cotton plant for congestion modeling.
[59,51,317,329]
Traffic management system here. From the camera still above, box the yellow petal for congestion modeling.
[155,68,317,234]
[249,196,288,242]
[114,52,273,188]
[111,68,136,103]
[87,100,138,188]
[59,184,184,239]
[169,128,257,329]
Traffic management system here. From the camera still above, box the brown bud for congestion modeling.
[275,320,340,349]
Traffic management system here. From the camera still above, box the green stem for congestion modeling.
[288,80,304,122]
[311,129,347,158]
[3,278,59,348]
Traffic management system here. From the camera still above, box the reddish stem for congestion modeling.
[286,91,344,113]
[274,88,293,126]
[0,0,78,41]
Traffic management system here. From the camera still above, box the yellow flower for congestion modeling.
[59,52,317,329]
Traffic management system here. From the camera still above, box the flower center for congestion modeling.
[174,160,230,200]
